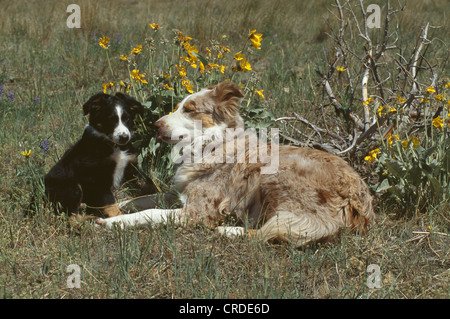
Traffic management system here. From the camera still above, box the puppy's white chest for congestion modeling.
[111,150,134,188]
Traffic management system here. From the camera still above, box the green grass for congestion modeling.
[0,0,449,299]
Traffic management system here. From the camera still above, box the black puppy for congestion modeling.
[44,92,144,218]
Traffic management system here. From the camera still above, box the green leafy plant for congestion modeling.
[370,81,450,213]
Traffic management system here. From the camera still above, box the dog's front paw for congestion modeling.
[96,217,124,229]
[215,226,245,238]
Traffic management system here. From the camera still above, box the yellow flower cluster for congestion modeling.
[248,30,262,50]
[364,148,380,163]
[98,23,264,96]
[432,116,449,130]
[232,52,252,73]
[362,97,373,106]
[396,95,406,103]
[120,44,143,62]
[102,82,115,93]
[377,104,397,117]
[130,69,148,84]
[175,31,201,93]
[387,134,420,150]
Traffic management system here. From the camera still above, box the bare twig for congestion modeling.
[410,23,430,94]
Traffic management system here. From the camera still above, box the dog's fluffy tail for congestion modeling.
[257,178,375,248]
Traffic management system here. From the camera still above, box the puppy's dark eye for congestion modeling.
[122,113,129,122]
[183,107,193,113]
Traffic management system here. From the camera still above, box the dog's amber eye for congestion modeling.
[183,100,196,113]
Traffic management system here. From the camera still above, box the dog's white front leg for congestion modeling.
[97,208,183,229]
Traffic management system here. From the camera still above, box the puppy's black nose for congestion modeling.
[118,134,130,144]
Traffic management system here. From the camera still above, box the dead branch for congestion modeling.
[280,1,440,160]
[410,23,430,94]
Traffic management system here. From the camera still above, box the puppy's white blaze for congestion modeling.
[98,208,183,228]
[111,150,134,188]
[112,105,131,144]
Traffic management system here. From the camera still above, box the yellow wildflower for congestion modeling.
[234,52,244,61]
[432,116,444,130]
[401,140,408,150]
[119,81,130,92]
[396,95,406,103]
[164,83,174,91]
[363,97,374,106]
[21,149,32,157]
[435,94,442,101]
[130,69,148,84]
[149,23,160,30]
[377,105,385,117]
[240,59,252,72]
[99,36,110,50]
[388,105,397,113]
[199,61,205,74]
[185,85,194,94]
[120,54,128,61]
[102,82,115,93]
[220,46,231,54]
[176,65,187,78]
[336,66,346,72]
[426,86,436,94]
[364,149,380,163]
[182,42,199,62]
[387,134,399,147]
[256,89,264,99]
[248,29,263,50]
[130,44,143,55]
[182,79,194,93]
[445,82,450,88]
[411,136,420,148]
[177,31,192,43]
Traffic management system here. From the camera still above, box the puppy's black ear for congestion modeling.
[115,92,144,117]
[83,93,110,115]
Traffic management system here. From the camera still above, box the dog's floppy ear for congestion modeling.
[83,93,109,115]
[212,82,244,124]
[213,81,244,102]
[115,92,144,117]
